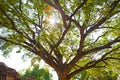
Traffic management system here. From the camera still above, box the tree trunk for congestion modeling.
[57,72,70,80]
[58,75,69,80]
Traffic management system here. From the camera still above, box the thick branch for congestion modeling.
[53,0,66,18]
[27,38,59,70]
[85,17,107,37]
[103,57,120,61]
[83,36,120,55]
[44,0,67,28]
[68,18,82,28]
[27,38,60,71]
[85,0,120,37]
[66,0,120,72]
[68,46,120,78]
[68,57,115,79]
[67,27,85,70]
[49,43,63,65]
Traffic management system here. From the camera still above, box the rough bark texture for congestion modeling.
[58,73,69,80]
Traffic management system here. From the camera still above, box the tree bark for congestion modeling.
[58,73,69,80]
[56,70,70,80]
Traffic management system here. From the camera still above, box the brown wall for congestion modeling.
[6,75,14,80]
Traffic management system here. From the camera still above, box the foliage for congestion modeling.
[72,69,118,80]
[0,0,120,80]
[21,64,52,80]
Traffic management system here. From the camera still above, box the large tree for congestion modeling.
[0,0,120,80]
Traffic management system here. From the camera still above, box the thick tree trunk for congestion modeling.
[59,77,68,80]
[58,75,69,80]
[57,72,70,80]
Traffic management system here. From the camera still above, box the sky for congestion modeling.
[0,48,58,80]
[0,48,31,71]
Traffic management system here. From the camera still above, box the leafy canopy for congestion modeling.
[21,64,52,80]
[0,0,120,80]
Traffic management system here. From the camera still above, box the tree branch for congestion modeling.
[0,8,22,34]
[94,30,109,43]
[44,0,56,9]
[0,36,30,49]
[68,18,82,28]
[103,57,120,61]
[70,0,88,18]
[67,27,85,71]
[85,0,120,37]
[44,0,67,28]
[85,17,107,37]
[83,36,120,55]
[54,22,71,48]
[68,46,120,78]
[53,0,66,18]
[66,0,120,72]
[101,46,120,59]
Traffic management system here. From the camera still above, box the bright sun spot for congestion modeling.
[48,15,56,25]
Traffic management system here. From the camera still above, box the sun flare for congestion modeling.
[48,15,56,25]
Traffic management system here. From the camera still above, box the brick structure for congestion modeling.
[0,62,19,80]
